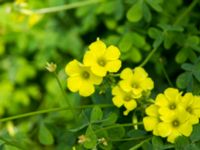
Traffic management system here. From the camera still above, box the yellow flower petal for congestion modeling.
[89,39,106,57]
[119,80,132,92]
[143,117,159,131]
[120,68,133,80]
[124,100,137,110]
[134,67,148,79]
[106,60,121,72]
[132,88,142,98]
[164,88,180,102]
[178,122,193,136]
[145,104,159,116]
[140,78,154,90]
[123,110,130,116]
[65,60,81,76]
[89,73,103,85]
[112,96,124,107]
[167,130,181,143]
[67,76,82,92]
[157,122,172,137]
[91,64,107,77]
[83,51,96,66]
[155,94,168,107]
[105,45,120,60]
[79,81,95,97]
[112,86,123,96]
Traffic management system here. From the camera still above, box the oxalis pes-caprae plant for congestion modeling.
[62,38,200,148]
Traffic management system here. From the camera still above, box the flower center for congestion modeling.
[131,82,139,88]
[186,106,193,114]
[172,120,180,127]
[97,58,106,67]
[169,103,176,110]
[124,95,132,101]
[81,71,90,79]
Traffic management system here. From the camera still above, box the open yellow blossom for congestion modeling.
[83,38,121,77]
[157,110,193,143]
[155,88,183,116]
[65,60,102,97]
[28,13,43,27]
[143,104,160,136]
[181,93,200,124]
[112,85,137,116]
[119,67,154,98]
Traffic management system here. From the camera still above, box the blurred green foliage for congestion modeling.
[0,0,200,149]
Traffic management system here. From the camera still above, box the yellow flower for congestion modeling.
[112,85,137,116]
[181,93,200,124]
[143,104,160,136]
[155,88,183,116]
[119,67,154,98]
[157,110,193,143]
[65,60,102,97]
[83,38,121,77]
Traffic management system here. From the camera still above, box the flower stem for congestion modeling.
[160,59,173,87]
[129,137,152,150]
[139,47,158,67]
[95,122,143,133]
[0,104,113,123]
[174,0,198,25]
[53,72,77,119]
[32,0,103,14]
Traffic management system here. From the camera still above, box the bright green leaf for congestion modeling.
[126,1,143,22]
[90,106,103,122]
[38,123,54,145]
[84,125,97,149]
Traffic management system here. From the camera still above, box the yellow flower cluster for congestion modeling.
[143,88,200,143]
[112,67,154,115]
[65,38,121,97]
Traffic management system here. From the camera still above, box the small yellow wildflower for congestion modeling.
[181,93,200,124]
[157,110,193,143]
[119,67,154,98]
[83,38,121,77]
[155,88,183,116]
[112,85,137,116]
[143,104,160,136]
[65,60,102,97]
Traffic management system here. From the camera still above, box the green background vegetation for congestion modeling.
[0,0,200,149]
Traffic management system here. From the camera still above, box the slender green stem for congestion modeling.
[174,0,198,25]
[95,122,143,133]
[31,0,103,14]
[160,60,173,87]
[129,137,152,150]
[0,104,113,123]
[110,136,151,142]
[53,72,78,121]
[139,47,158,67]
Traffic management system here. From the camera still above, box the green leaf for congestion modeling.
[84,125,97,149]
[176,72,192,89]
[129,47,142,62]
[101,112,118,126]
[126,1,143,22]
[38,123,54,146]
[181,63,193,71]
[148,28,164,48]
[127,129,147,139]
[143,3,152,22]
[119,33,134,52]
[90,106,103,122]
[192,61,200,82]
[190,123,200,142]
[107,126,125,139]
[132,33,146,48]
[174,136,190,150]
[175,48,189,63]
[146,0,163,12]
[152,136,164,150]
